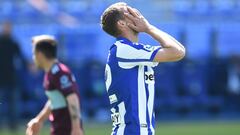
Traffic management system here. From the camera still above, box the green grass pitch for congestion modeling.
[1,121,240,135]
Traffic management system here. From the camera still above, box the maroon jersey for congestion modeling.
[43,62,80,135]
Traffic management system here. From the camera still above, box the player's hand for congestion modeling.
[71,127,84,135]
[26,118,43,135]
[124,7,152,33]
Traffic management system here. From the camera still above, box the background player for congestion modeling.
[26,35,84,135]
[101,2,185,135]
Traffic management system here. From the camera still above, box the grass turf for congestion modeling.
[1,121,240,135]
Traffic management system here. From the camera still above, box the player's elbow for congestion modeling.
[164,42,185,61]
[174,47,185,61]
[154,46,186,62]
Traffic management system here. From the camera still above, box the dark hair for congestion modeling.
[100,3,126,37]
[35,40,57,59]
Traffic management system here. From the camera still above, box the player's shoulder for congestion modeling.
[115,38,147,51]
[50,62,71,76]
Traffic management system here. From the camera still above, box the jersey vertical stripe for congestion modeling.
[117,102,126,135]
[138,66,148,135]
[147,67,155,134]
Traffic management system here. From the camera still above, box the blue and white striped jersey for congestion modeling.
[105,37,161,135]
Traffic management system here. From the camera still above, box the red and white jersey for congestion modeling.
[43,62,81,135]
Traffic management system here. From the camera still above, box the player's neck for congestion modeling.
[43,59,58,72]
[119,32,138,43]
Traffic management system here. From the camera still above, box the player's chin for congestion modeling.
[133,30,139,35]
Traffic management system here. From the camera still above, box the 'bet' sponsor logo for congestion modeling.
[145,71,154,84]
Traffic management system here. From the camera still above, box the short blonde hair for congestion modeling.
[32,35,58,59]
[32,35,57,46]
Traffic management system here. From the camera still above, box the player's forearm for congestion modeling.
[67,94,81,129]
[36,100,51,122]
[69,104,80,129]
[146,25,185,51]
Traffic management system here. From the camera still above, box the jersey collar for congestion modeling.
[116,37,133,45]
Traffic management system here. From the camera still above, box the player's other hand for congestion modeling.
[71,127,84,135]
[124,7,152,33]
[26,118,43,135]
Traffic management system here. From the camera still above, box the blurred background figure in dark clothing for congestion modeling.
[227,55,240,111]
[0,21,27,131]
[228,55,240,95]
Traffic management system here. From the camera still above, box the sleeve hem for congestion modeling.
[150,47,161,61]
[117,57,151,62]
[62,89,75,97]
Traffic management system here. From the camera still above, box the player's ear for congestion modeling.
[117,20,127,29]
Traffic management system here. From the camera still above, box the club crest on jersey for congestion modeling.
[105,64,112,91]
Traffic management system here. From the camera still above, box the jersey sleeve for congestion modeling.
[116,43,161,68]
[51,72,77,97]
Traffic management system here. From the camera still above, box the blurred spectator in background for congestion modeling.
[227,55,240,110]
[80,60,108,121]
[228,55,240,95]
[0,21,27,130]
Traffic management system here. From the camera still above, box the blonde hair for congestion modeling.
[32,35,57,46]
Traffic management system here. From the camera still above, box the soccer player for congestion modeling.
[101,2,185,135]
[26,35,84,135]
